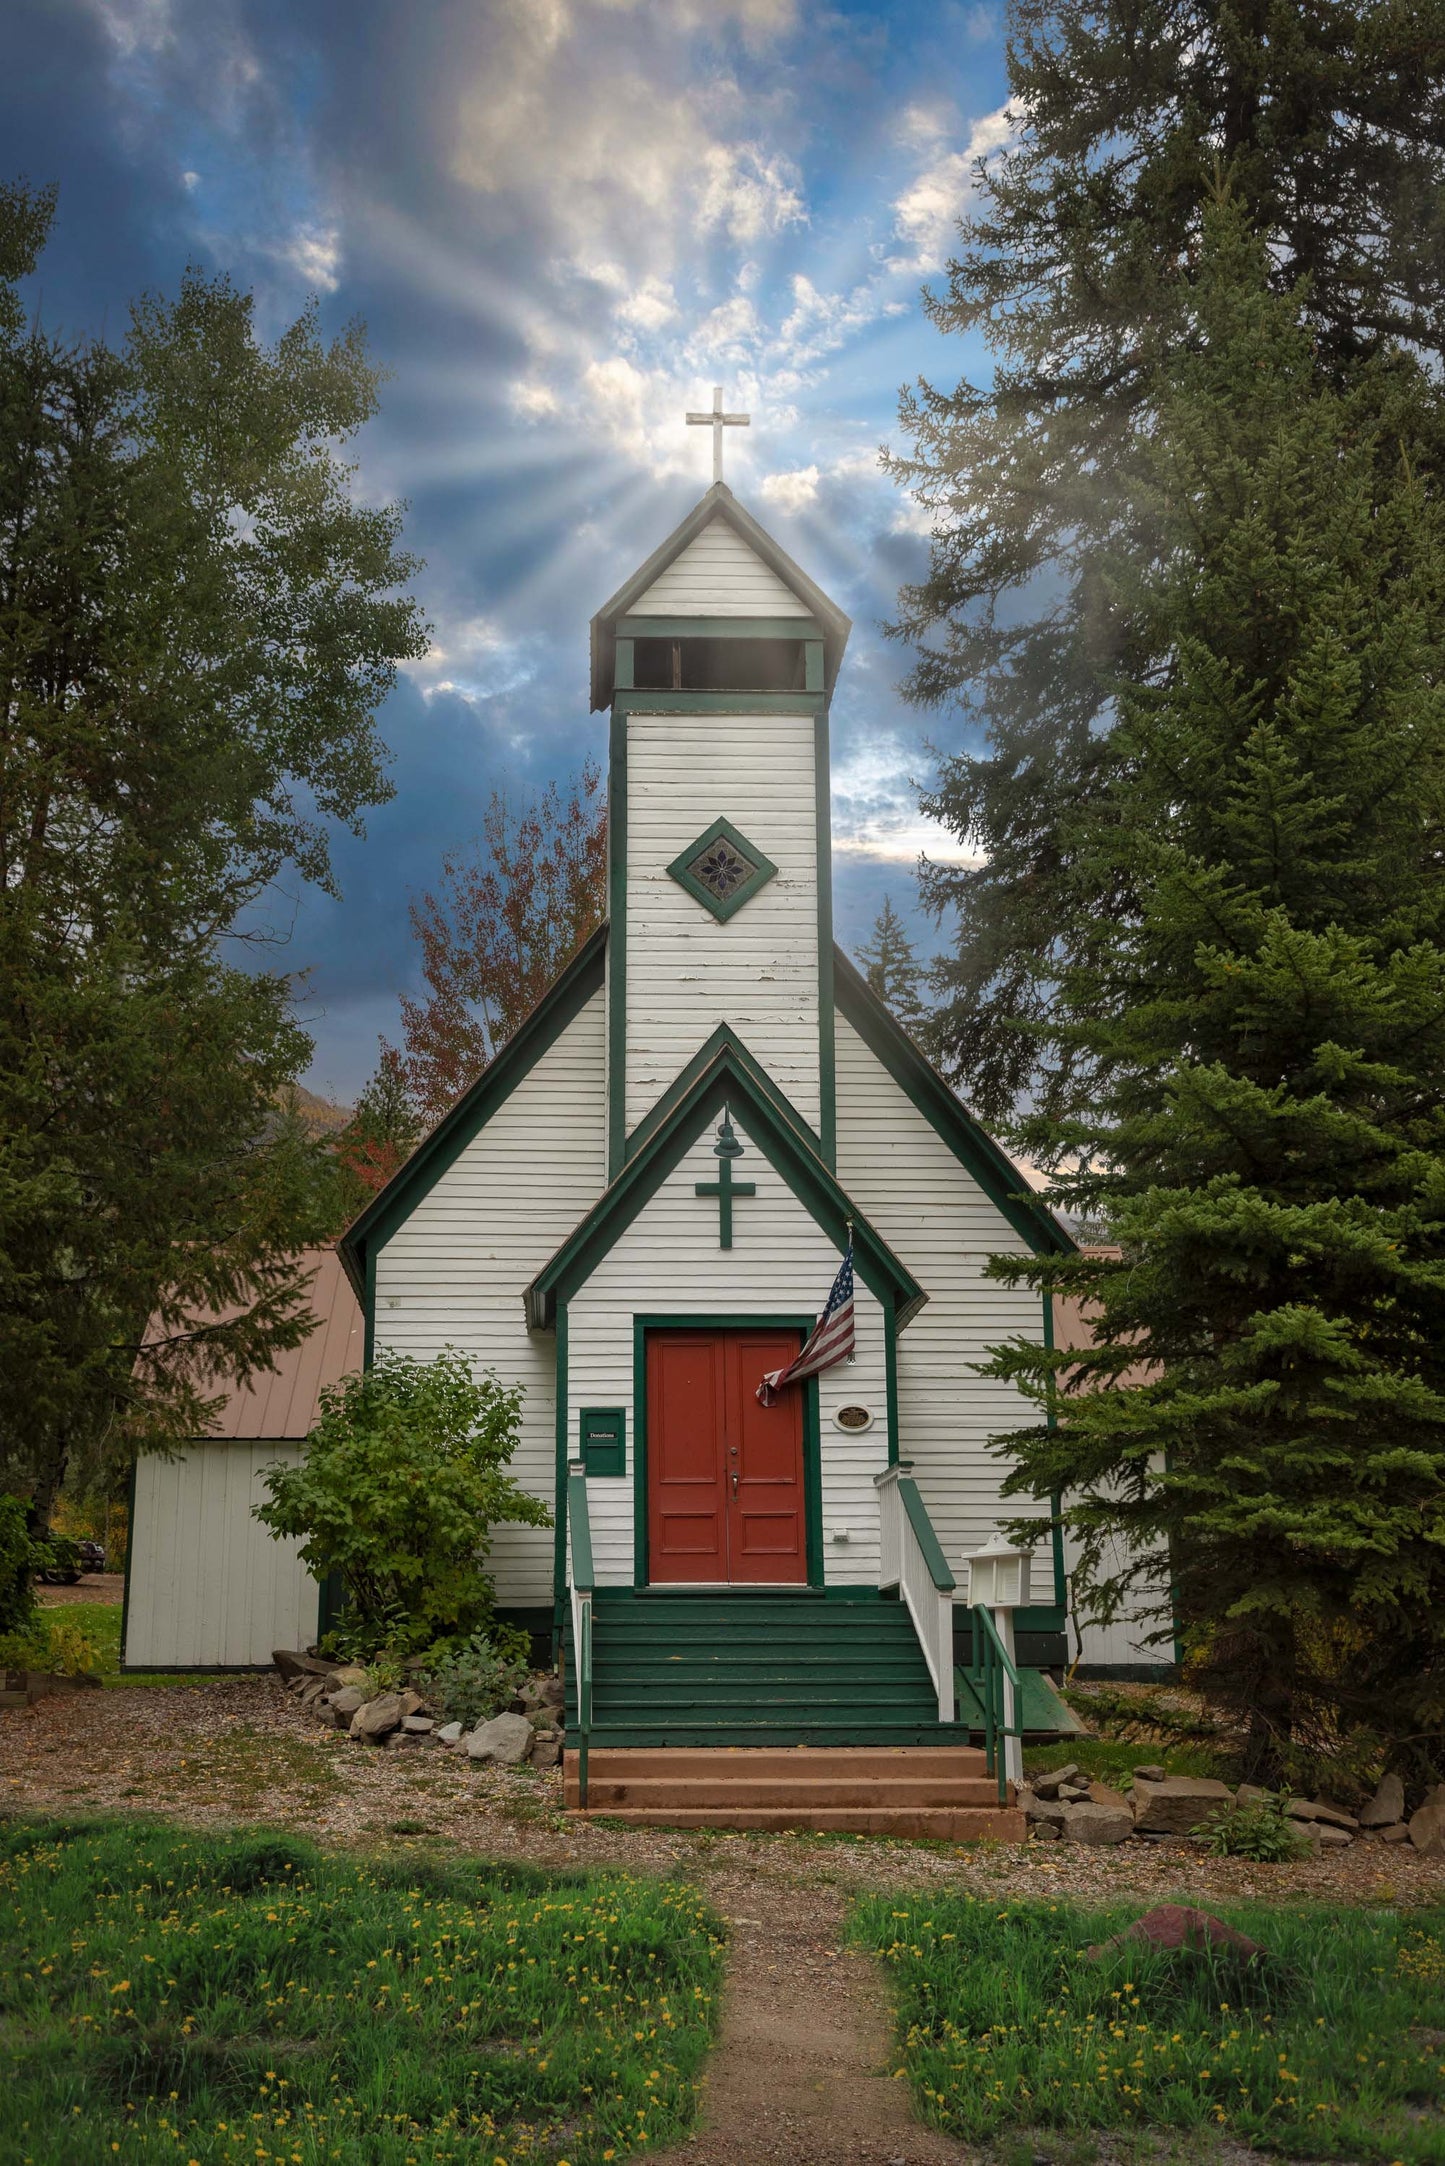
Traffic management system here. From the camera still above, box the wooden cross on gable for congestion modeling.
[687,385,749,484]
[695,1107,756,1249]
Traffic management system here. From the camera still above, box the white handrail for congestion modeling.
[874,1462,955,1723]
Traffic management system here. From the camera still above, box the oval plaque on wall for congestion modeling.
[833,1404,874,1433]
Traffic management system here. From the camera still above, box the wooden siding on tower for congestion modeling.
[630,520,812,617]
[567,1108,888,1587]
[371,987,608,1605]
[124,1442,316,1668]
[622,712,820,1140]
[833,1012,1051,1575]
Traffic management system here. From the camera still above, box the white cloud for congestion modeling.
[758,465,819,510]
[616,276,680,333]
[404,613,534,704]
[511,378,562,418]
[275,223,342,294]
[890,104,1012,274]
[831,734,978,867]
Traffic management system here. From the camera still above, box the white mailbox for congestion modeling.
[966,1528,1032,1612]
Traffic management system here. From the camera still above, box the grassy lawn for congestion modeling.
[855,1891,1445,2160]
[1,1816,723,2166]
[23,1601,224,1690]
[1023,1737,1229,1788]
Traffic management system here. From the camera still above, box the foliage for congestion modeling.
[422,1630,532,1731]
[0,1611,101,1680]
[0,1816,723,2163]
[978,204,1445,1784]
[0,1494,41,1634]
[855,1893,1445,2155]
[255,1350,550,1651]
[885,4,1445,1124]
[331,1045,423,1220]
[0,182,427,1523]
[36,1533,79,1582]
[855,897,928,1032]
[1199,1794,1308,1864]
[397,761,607,1122]
[1062,1685,1227,1754]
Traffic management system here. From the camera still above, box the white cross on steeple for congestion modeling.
[686,385,750,484]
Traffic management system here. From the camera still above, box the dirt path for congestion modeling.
[655,1880,969,2166]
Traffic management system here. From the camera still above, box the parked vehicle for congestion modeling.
[76,1540,106,1573]
[36,1534,81,1586]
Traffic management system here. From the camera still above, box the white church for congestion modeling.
[126,407,1150,1835]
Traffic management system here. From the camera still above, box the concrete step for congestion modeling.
[568,1744,990,1779]
[573,1775,1005,1809]
[566,1803,1026,1841]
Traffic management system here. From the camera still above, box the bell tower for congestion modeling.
[590,404,851,1180]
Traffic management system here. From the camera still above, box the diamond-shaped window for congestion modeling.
[666,816,778,923]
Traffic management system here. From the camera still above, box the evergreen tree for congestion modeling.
[888,0,1445,1123]
[332,1047,423,1217]
[0,184,427,1521]
[856,896,928,1032]
[987,201,1445,1786]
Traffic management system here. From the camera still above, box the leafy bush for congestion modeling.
[1199,1792,1309,1862]
[423,1629,531,1730]
[0,1614,100,1678]
[0,1494,42,1634]
[255,1349,550,1651]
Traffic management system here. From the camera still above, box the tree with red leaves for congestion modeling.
[396,762,606,1124]
[332,1046,422,1217]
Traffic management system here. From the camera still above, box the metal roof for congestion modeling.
[180,1247,363,1440]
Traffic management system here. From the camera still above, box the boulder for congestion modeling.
[1029,1818,1061,1841]
[329,1664,368,1690]
[1087,1783,1131,1814]
[1059,1800,1133,1846]
[1057,1782,1091,1802]
[398,1688,424,1717]
[1286,1797,1358,1831]
[327,1686,365,1720]
[1087,1905,1264,1964]
[529,1738,561,1769]
[466,1712,534,1765]
[1236,1783,1271,1809]
[272,1648,336,1683]
[350,1692,406,1742]
[1021,1789,1067,1831]
[403,1715,434,1734]
[1408,1784,1445,1857]
[434,1721,464,1746]
[1380,1822,1411,1844]
[1030,1763,1078,1801]
[1358,1774,1406,1829]
[1131,1776,1234,1836]
[536,1674,565,1709]
[1132,1764,1166,1783]
[299,1677,329,1706]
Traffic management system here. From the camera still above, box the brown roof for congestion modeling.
[170,1247,364,1440]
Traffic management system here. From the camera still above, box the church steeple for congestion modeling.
[592,437,851,1181]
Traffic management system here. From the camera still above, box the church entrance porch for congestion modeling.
[644,1326,809,1585]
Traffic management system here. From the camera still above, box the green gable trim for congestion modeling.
[526,1042,926,1332]
[616,690,824,717]
[618,614,822,639]
[338,923,609,1298]
[607,707,628,1177]
[666,815,778,924]
[815,711,836,1170]
[624,1023,819,1165]
[833,946,1075,1260]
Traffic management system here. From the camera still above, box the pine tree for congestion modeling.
[887,0,1445,1124]
[332,1047,423,1217]
[856,897,928,1032]
[986,201,1445,1786]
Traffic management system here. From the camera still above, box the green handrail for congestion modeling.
[897,1476,956,1591]
[970,1604,1023,1807]
[566,1466,594,1809]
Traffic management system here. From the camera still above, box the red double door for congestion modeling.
[646,1328,808,1584]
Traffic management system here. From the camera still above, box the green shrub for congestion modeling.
[422,1629,531,1730]
[1199,1792,1309,1862]
[0,1494,42,1634]
[255,1349,550,1651]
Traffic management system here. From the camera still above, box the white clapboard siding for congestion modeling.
[623,712,819,1137]
[125,1442,316,1668]
[1062,1529,1175,1672]
[631,520,812,617]
[568,1109,888,1586]
[834,1013,1053,1579]
[372,988,607,1605]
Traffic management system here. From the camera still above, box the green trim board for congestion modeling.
[339,923,609,1300]
[815,712,835,1169]
[118,1453,138,1669]
[625,1023,819,1165]
[614,689,823,716]
[552,1301,569,1654]
[618,614,823,639]
[832,945,1075,1259]
[590,482,852,711]
[883,1308,900,1467]
[607,708,627,1176]
[666,815,778,923]
[525,1037,926,1331]
[1042,1288,1069,1609]
[630,1315,824,1590]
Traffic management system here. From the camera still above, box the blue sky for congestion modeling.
[10,0,1009,1101]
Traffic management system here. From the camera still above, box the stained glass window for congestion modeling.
[689,838,755,900]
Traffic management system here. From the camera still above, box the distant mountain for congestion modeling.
[282,1085,353,1140]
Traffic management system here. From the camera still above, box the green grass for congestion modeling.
[24,1601,226,1689]
[1023,1738,1229,1787]
[854,1890,1445,2160]
[1,1815,723,2165]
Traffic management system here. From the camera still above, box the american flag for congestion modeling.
[756,1235,855,1406]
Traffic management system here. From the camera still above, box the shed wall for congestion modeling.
[371,986,607,1606]
[631,521,812,616]
[124,1442,315,1668]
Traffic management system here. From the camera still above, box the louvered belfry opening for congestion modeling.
[630,634,808,693]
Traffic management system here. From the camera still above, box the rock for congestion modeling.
[403,1715,434,1734]
[272,1648,336,1682]
[434,1721,464,1746]
[1087,1783,1131,1814]
[1130,1776,1234,1836]
[1236,1783,1271,1809]
[1132,1764,1166,1783]
[1313,1825,1352,1848]
[1030,1763,1078,1800]
[1286,1797,1358,1831]
[1029,1819,1061,1841]
[1059,1800,1133,1846]
[350,1692,406,1742]
[299,1677,329,1706]
[1408,1784,1445,1857]
[1021,1789,1067,1830]
[398,1688,424,1717]
[327,1686,365,1719]
[536,1674,565,1709]
[466,1712,534,1765]
[329,1664,368,1690]
[529,1738,561,1769]
[1087,1904,1265,1964]
[1057,1782,1091,1802]
[1381,1822,1411,1844]
[1358,1774,1406,1829]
